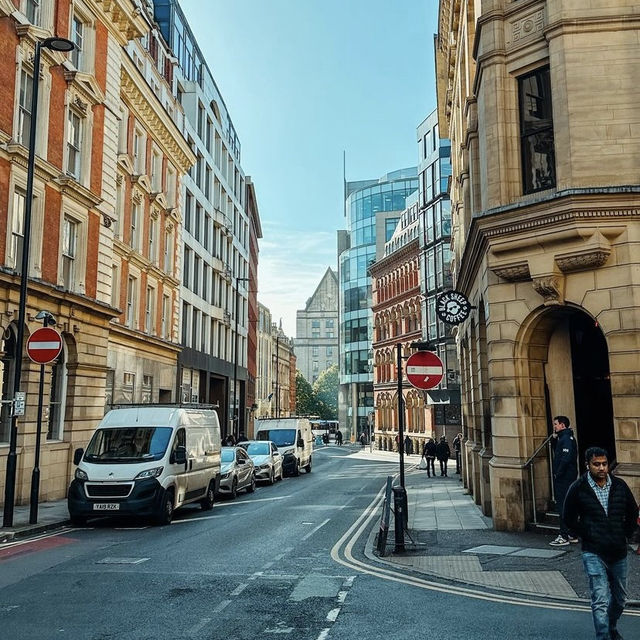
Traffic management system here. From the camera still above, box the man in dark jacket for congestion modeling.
[549,415,579,546]
[564,447,638,640]
[422,437,436,478]
[435,436,451,477]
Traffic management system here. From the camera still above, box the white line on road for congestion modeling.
[187,617,211,636]
[262,561,274,569]
[230,583,248,596]
[336,590,348,604]
[248,571,263,581]
[315,629,331,640]
[212,600,231,613]
[325,608,340,622]
[301,518,330,541]
[0,527,74,548]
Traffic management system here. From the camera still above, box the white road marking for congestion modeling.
[316,629,331,640]
[187,617,211,636]
[301,518,330,541]
[230,583,248,596]
[262,561,274,569]
[212,599,231,613]
[326,608,340,622]
[336,590,348,604]
[0,527,74,549]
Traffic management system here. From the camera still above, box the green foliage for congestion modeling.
[295,370,319,416]
[312,364,338,420]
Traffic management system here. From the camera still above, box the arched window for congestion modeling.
[0,325,17,443]
[47,340,68,441]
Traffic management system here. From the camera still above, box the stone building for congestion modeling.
[436,0,640,530]
[370,193,426,454]
[294,267,338,384]
[0,0,148,505]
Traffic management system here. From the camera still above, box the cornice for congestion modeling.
[0,0,16,16]
[369,238,420,275]
[121,59,196,173]
[55,175,103,209]
[108,321,181,355]
[3,143,60,182]
[88,0,148,45]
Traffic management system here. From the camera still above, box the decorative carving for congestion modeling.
[511,10,544,43]
[491,262,531,282]
[532,276,563,304]
[555,249,611,273]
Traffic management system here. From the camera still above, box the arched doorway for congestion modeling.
[0,324,17,444]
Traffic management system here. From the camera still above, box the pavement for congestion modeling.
[1,445,638,607]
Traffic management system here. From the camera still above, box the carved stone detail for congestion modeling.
[555,249,611,273]
[511,10,544,44]
[491,262,531,282]
[532,276,563,305]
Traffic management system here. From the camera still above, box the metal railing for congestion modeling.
[523,433,555,526]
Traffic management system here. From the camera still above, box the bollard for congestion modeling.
[393,486,408,553]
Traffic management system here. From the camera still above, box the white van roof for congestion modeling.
[255,417,311,430]
[99,406,219,429]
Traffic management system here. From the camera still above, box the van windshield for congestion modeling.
[257,429,296,447]
[84,427,173,463]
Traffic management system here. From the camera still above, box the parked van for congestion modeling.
[255,417,313,476]
[68,406,221,526]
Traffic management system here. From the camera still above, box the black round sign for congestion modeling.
[436,290,472,325]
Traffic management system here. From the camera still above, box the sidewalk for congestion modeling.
[0,499,70,543]
[352,448,640,605]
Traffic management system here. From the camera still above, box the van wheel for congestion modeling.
[155,489,174,526]
[230,478,238,499]
[200,481,215,510]
[305,457,312,473]
[246,474,256,493]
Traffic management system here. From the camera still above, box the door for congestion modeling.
[169,428,189,506]
[236,448,252,488]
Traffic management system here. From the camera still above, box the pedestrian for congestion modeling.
[421,437,436,478]
[360,432,366,447]
[453,432,463,474]
[404,435,412,455]
[335,429,343,446]
[549,415,579,546]
[564,447,639,640]
[435,436,451,477]
[395,433,400,452]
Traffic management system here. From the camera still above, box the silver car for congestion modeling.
[218,446,256,498]
[244,440,283,485]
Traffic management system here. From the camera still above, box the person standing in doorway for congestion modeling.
[436,436,451,477]
[564,447,638,640]
[453,432,463,474]
[549,415,579,546]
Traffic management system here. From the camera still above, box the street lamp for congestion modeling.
[232,276,249,440]
[3,37,75,528]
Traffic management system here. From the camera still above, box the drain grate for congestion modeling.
[95,557,149,565]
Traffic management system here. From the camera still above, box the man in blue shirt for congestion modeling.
[564,447,639,640]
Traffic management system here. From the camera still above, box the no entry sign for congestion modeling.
[406,351,444,390]
[26,327,62,364]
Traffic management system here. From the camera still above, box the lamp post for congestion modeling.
[274,333,280,417]
[232,276,249,440]
[3,37,75,528]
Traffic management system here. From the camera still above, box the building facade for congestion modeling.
[294,267,338,384]
[371,193,426,453]
[154,0,253,440]
[437,0,640,529]
[338,169,418,442]
[0,0,148,505]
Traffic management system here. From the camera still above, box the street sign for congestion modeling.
[406,351,444,390]
[26,327,62,364]
[13,391,26,416]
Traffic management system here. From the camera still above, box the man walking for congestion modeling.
[549,415,579,546]
[564,447,638,640]
[435,436,451,477]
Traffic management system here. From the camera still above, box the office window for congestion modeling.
[66,110,82,179]
[151,148,162,191]
[130,201,140,251]
[122,372,135,403]
[184,190,193,233]
[70,14,84,69]
[145,285,155,334]
[162,294,171,339]
[133,128,145,174]
[24,0,41,25]
[326,331,334,338]
[311,320,320,328]
[47,344,67,440]
[148,216,158,264]
[326,319,334,328]
[183,247,192,288]
[326,346,333,356]
[193,255,201,296]
[164,228,173,272]
[194,203,202,242]
[61,216,78,290]
[312,347,319,356]
[9,190,25,272]
[126,276,138,328]
[312,361,319,372]
[111,263,120,308]
[17,69,33,146]
[166,166,176,207]
[519,66,556,194]
[142,374,153,403]
[204,213,211,252]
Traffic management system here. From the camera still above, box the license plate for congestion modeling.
[93,503,120,511]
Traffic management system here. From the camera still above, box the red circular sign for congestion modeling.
[406,351,444,390]
[26,327,62,364]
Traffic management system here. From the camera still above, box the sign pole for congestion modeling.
[28,363,45,524]
[396,342,405,489]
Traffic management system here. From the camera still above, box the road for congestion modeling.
[0,446,638,639]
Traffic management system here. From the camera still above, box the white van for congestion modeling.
[68,406,221,525]
[255,417,313,476]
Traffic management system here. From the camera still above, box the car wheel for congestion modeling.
[269,468,275,485]
[305,457,312,473]
[230,477,238,500]
[70,515,86,527]
[293,461,300,477]
[200,480,215,510]
[246,473,256,493]
[155,489,174,526]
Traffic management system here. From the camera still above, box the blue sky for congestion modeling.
[180,0,438,336]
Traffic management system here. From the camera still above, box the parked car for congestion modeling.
[68,406,221,526]
[218,446,256,498]
[244,440,283,484]
[255,417,313,476]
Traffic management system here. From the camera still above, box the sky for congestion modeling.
[180,0,439,336]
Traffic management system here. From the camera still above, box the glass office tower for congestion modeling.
[338,168,418,440]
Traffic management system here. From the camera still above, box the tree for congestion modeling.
[295,370,319,416]
[312,364,338,420]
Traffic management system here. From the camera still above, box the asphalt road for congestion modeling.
[0,446,638,640]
